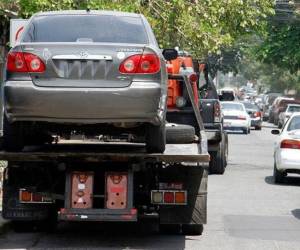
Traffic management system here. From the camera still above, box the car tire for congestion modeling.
[181,224,204,235]
[209,149,225,175]
[166,124,195,144]
[242,128,248,134]
[3,114,25,151]
[273,163,285,183]
[255,126,262,130]
[145,123,166,153]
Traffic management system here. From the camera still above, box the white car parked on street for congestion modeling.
[278,104,300,128]
[221,102,251,134]
[272,112,300,183]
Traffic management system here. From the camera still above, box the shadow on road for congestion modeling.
[0,221,187,249]
[264,176,300,186]
[291,209,300,220]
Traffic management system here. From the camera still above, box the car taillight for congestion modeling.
[280,139,300,149]
[7,52,45,73]
[238,115,246,120]
[214,102,221,122]
[254,111,261,118]
[119,53,160,74]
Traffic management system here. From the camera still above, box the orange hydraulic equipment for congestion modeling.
[167,52,199,109]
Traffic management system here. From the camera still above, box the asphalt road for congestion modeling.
[1,123,300,250]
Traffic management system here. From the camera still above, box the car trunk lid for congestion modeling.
[22,43,146,88]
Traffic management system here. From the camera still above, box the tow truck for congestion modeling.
[0,74,210,235]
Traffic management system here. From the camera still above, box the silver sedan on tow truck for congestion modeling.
[3,10,178,152]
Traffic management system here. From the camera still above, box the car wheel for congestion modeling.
[181,224,204,236]
[166,124,195,144]
[209,149,225,175]
[255,126,262,130]
[242,128,248,134]
[3,114,25,151]
[273,163,285,183]
[145,123,166,153]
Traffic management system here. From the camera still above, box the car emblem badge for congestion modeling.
[79,51,89,59]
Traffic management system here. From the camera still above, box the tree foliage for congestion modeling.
[255,1,300,73]
[0,0,274,59]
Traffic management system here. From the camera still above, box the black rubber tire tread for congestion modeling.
[209,150,225,175]
[255,126,262,130]
[3,114,25,151]
[166,124,195,144]
[181,224,204,235]
[242,128,248,134]
[145,123,166,153]
[273,163,285,183]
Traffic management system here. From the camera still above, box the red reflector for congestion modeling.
[280,139,300,149]
[7,52,45,73]
[32,193,43,202]
[164,192,175,203]
[189,73,198,83]
[119,54,160,74]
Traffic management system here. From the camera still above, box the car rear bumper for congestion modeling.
[276,149,300,171]
[250,118,262,127]
[223,119,249,130]
[4,81,166,125]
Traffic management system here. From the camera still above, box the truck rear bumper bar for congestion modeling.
[58,208,138,222]
[0,142,210,164]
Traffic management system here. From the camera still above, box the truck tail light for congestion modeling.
[7,52,45,73]
[119,53,160,74]
[214,102,221,122]
[20,190,32,202]
[151,190,187,205]
[164,192,175,203]
[280,139,300,149]
[19,189,53,203]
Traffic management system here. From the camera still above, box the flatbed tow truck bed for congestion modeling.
[0,141,210,163]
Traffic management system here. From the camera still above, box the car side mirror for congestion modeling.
[162,49,178,61]
[271,129,280,135]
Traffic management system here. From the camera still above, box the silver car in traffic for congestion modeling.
[3,10,177,152]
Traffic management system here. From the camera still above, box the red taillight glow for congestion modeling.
[280,139,300,149]
[7,52,45,73]
[254,111,262,118]
[214,102,221,122]
[238,115,246,120]
[119,54,160,74]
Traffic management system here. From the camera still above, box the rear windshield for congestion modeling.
[287,116,300,131]
[287,106,300,112]
[22,15,148,44]
[242,102,259,110]
[221,103,244,111]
